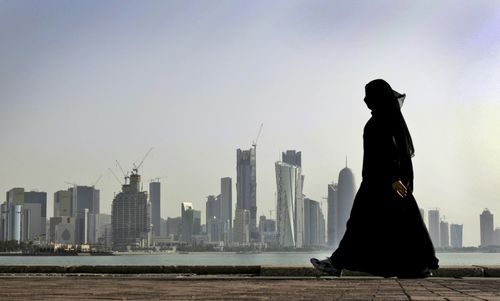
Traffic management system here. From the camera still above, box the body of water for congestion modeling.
[0,252,499,266]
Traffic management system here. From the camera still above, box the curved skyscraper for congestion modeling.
[275,151,304,248]
[337,167,355,242]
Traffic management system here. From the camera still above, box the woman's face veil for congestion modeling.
[363,79,415,157]
[364,79,404,111]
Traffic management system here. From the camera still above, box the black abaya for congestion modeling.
[329,116,439,277]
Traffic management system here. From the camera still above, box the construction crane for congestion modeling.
[108,168,123,186]
[116,160,129,184]
[133,147,153,174]
[252,123,263,148]
[92,175,103,187]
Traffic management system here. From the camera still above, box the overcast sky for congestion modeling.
[1,0,499,246]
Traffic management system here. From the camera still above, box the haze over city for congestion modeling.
[1,1,499,247]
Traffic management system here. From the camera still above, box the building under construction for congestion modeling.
[111,172,151,250]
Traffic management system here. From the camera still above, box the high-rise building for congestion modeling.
[480,208,494,247]
[236,147,257,240]
[181,202,195,243]
[304,198,324,247]
[166,217,182,240]
[149,181,161,237]
[24,191,47,241]
[220,177,232,241]
[275,155,304,248]
[54,190,72,217]
[327,183,339,248]
[233,208,250,244]
[428,209,440,247]
[95,213,111,245]
[494,228,500,246]
[337,166,355,243]
[111,172,150,250]
[259,215,277,247]
[70,185,100,244]
[0,202,7,241]
[206,195,223,242]
[5,188,24,241]
[450,224,463,248]
[439,220,449,248]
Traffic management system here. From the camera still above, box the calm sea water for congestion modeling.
[0,252,499,266]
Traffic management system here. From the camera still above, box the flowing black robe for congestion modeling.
[330,116,439,277]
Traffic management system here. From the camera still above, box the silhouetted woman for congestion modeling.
[311,79,439,278]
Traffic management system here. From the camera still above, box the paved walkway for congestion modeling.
[1,277,500,300]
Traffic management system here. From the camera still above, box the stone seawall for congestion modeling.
[0,265,499,277]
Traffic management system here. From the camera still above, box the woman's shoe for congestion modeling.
[310,257,342,276]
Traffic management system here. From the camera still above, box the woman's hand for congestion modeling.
[392,180,408,198]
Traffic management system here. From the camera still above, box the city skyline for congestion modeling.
[1,1,500,246]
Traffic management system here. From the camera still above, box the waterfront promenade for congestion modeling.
[1,265,500,300]
[2,276,500,300]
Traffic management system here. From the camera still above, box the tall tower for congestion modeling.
[337,166,355,241]
[428,209,440,247]
[275,151,304,248]
[111,172,150,250]
[149,181,161,237]
[450,224,463,248]
[327,183,339,248]
[480,208,494,247]
[236,147,257,239]
[439,220,449,248]
[220,177,232,240]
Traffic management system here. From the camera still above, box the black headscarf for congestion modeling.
[364,79,415,158]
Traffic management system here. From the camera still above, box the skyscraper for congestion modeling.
[220,177,232,241]
[304,198,324,247]
[233,208,250,244]
[428,209,440,247]
[24,191,47,241]
[236,147,257,239]
[275,152,304,248]
[439,220,449,248]
[111,172,150,250]
[54,190,72,217]
[180,202,201,243]
[480,208,494,247]
[206,195,223,242]
[327,183,339,248]
[149,181,161,237]
[70,185,100,244]
[337,166,355,242]
[450,224,463,248]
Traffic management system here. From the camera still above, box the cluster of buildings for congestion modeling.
[425,209,463,249]
[0,186,110,248]
[2,145,499,252]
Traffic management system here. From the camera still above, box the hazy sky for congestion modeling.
[1,1,500,246]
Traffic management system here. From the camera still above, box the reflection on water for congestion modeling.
[0,252,499,266]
